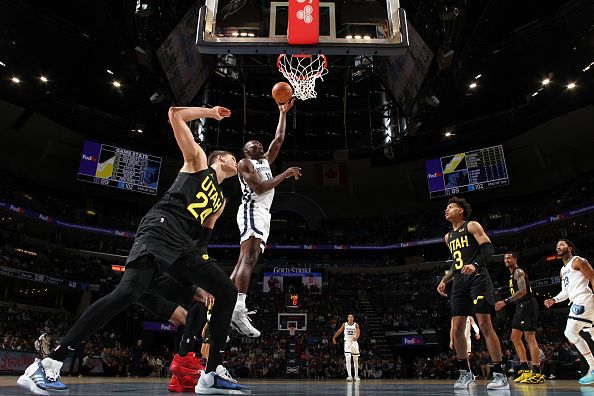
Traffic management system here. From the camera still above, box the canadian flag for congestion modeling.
[315,163,348,186]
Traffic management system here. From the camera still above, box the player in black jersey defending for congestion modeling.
[495,252,544,384]
[436,197,508,390]
[18,106,251,395]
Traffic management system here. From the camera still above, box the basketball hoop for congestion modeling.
[288,323,297,336]
[277,54,328,100]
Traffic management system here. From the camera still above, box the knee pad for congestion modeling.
[565,326,582,345]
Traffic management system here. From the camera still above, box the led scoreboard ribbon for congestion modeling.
[77,141,162,195]
[426,145,509,198]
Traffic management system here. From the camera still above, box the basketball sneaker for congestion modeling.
[579,370,594,385]
[514,369,532,383]
[487,372,510,390]
[231,308,260,338]
[346,376,353,381]
[354,376,361,382]
[170,352,205,378]
[17,357,69,395]
[195,365,250,394]
[453,370,473,389]
[521,373,545,384]
[169,374,198,392]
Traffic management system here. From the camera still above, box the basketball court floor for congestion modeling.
[0,377,592,395]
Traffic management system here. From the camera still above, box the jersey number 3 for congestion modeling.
[187,192,212,224]
[453,251,463,270]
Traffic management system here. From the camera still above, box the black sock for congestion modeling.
[458,359,470,371]
[179,303,206,356]
[174,326,185,354]
[492,362,503,374]
[532,364,540,373]
[520,361,529,371]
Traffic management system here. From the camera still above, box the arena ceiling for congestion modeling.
[0,0,593,163]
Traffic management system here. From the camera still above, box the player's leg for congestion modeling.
[451,316,469,363]
[451,279,474,389]
[18,257,156,394]
[167,252,250,394]
[344,352,353,380]
[565,317,594,384]
[230,236,263,337]
[510,328,529,382]
[352,342,360,381]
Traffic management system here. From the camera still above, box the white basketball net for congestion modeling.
[277,54,328,100]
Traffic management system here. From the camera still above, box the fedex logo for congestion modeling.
[82,154,97,162]
[427,172,442,178]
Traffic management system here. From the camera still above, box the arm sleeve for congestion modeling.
[474,242,494,268]
[554,281,569,303]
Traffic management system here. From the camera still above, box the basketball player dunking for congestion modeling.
[230,99,302,337]
[544,239,594,385]
[333,314,361,382]
[436,197,508,390]
[494,252,544,384]
[17,106,250,395]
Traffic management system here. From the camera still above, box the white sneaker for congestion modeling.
[454,370,473,389]
[354,376,361,382]
[487,372,510,390]
[17,357,69,395]
[195,365,250,394]
[231,308,261,337]
[346,376,353,381]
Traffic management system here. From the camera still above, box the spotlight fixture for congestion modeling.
[11,77,20,84]
[566,82,576,89]
[112,81,122,88]
[106,69,114,75]
[444,130,454,137]
[346,35,353,39]
[354,35,362,40]
[468,82,477,89]
[240,32,248,37]
[0,60,5,67]
[531,91,539,97]
[137,129,143,133]
[474,74,482,79]
[363,35,371,40]
[231,32,239,37]
[247,33,255,37]
[541,78,550,86]
[39,76,48,83]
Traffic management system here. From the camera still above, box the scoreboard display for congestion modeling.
[77,141,161,195]
[286,294,300,308]
[425,145,509,198]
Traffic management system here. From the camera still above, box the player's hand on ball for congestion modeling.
[211,106,231,120]
[494,301,506,311]
[283,167,302,180]
[437,281,447,297]
[279,98,295,113]
[461,264,476,275]
[544,298,555,308]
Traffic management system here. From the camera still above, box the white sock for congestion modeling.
[345,354,352,376]
[235,293,247,308]
[586,353,594,372]
[353,356,359,377]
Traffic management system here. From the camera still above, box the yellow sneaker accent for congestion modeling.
[522,373,545,384]
[515,370,532,383]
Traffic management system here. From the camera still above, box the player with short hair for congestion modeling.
[17,106,251,395]
[230,99,302,337]
[544,239,594,385]
[495,252,544,384]
[333,314,361,382]
[437,197,508,390]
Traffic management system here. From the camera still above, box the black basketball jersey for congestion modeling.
[509,267,533,302]
[151,167,224,238]
[447,221,481,273]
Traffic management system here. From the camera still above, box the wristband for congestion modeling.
[504,298,510,304]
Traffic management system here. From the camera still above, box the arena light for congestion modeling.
[39,76,48,83]
[541,78,550,86]
[240,32,248,37]
[137,129,143,134]
[0,60,6,67]
[106,69,114,75]
[363,35,371,40]
[231,32,239,37]
[444,130,454,137]
[474,74,482,79]
[247,33,255,37]
[11,76,21,84]
[531,91,539,97]
[112,80,122,88]
[566,82,576,89]
[468,82,477,89]
[354,35,362,40]
[346,35,353,39]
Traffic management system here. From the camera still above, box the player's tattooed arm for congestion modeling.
[508,269,527,303]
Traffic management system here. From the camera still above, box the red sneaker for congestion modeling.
[170,352,202,378]
[167,374,198,393]
[193,355,206,371]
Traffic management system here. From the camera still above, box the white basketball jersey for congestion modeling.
[344,322,357,342]
[561,256,593,304]
[239,158,274,210]
[464,317,471,338]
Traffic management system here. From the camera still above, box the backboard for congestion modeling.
[278,313,307,332]
[196,0,409,55]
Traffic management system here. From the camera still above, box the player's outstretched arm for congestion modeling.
[332,323,345,344]
[265,99,294,164]
[545,269,568,308]
[238,159,301,195]
[168,106,231,170]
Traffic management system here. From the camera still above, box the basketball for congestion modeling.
[272,81,293,104]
